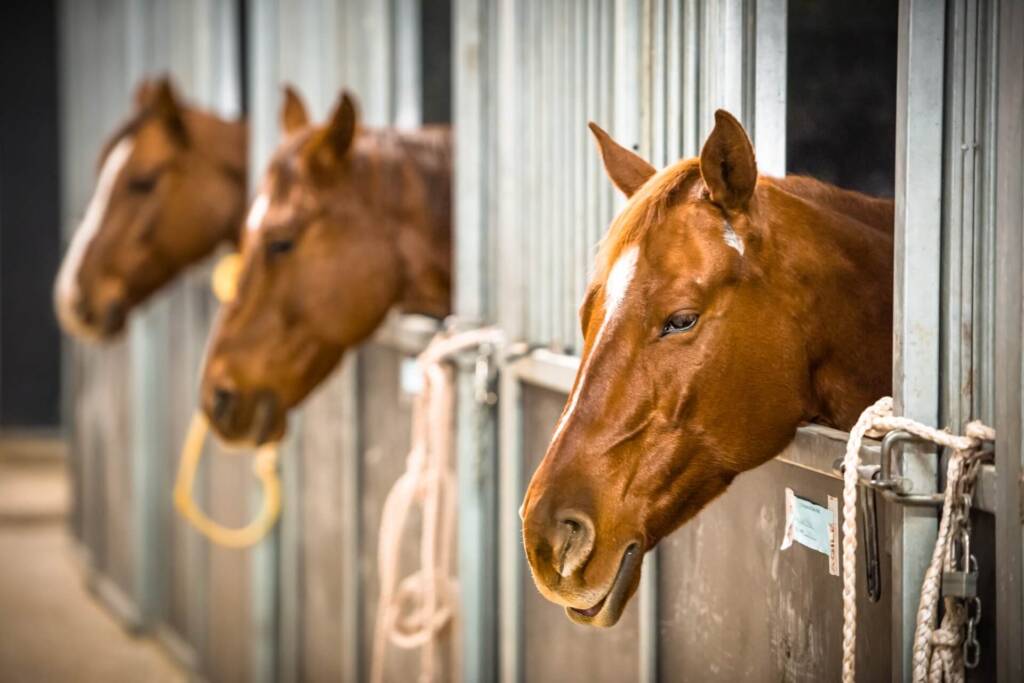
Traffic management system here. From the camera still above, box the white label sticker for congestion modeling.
[782,487,840,575]
[400,357,424,396]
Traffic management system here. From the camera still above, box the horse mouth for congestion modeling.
[207,389,284,446]
[565,543,641,628]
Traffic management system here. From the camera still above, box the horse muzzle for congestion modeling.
[203,384,284,446]
[522,501,644,627]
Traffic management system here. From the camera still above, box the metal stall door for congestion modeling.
[450,0,941,680]
[246,2,452,680]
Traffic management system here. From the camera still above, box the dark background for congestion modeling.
[0,0,62,428]
[787,0,899,197]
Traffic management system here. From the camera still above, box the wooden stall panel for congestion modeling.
[520,384,640,682]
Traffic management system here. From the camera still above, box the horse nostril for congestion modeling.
[102,300,126,333]
[211,386,237,424]
[73,297,94,325]
[553,511,596,578]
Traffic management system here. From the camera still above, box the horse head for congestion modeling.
[200,86,452,445]
[521,111,893,626]
[54,77,247,340]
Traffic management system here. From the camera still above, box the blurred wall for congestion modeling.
[0,0,62,428]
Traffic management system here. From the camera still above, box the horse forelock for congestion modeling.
[594,159,702,282]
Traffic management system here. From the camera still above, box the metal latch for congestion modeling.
[834,431,994,508]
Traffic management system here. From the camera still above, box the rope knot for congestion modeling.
[841,396,995,683]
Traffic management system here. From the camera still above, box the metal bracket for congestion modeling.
[860,478,883,602]
[833,430,994,508]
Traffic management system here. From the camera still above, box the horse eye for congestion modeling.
[266,238,294,257]
[128,176,158,193]
[661,311,699,336]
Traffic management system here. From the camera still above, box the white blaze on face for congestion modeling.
[246,192,270,233]
[723,220,745,255]
[550,245,640,444]
[54,137,135,337]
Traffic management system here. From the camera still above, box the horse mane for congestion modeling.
[95,104,247,184]
[95,113,147,170]
[348,126,453,244]
[593,159,894,283]
[594,158,702,280]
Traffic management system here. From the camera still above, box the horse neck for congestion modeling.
[761,177,894,429]
[184,109,249,243]
[352,127,453,319]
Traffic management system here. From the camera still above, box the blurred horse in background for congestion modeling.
[200,87,452,445]
[54,77,247,340]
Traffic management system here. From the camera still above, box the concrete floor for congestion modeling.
[0,437,185,682]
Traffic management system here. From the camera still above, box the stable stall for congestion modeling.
[60,0,1024,681]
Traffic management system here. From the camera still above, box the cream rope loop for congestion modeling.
[841,397,995,683]
[170,252,282,549]
[371,326,504,683]
[173,411,282,549]
[211,251,243,304]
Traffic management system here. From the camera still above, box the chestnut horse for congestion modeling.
[200,88,452,444]
[521,111,893,627]
[54,77,247,340]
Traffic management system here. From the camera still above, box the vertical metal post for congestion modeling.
[338,357,364,683]
[126,0,169,631]
[392,0,422,129]
[753,0,787,176]
[994,1,1024,679]
[454,0,498,680]
[498,365,523,683]
[246,3,281,681]
[893,1,946,679]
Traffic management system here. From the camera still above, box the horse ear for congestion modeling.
[133,78,155,110]
[324,91,359,157]
[280,84,309,134]
[699,110,757,210]
[588,122,656,197]
[151,76,189,146]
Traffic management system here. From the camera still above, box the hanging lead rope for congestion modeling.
[371,326,504,683]
[841,396,995,683]
[173,411,282,548]
[172,251,283,549]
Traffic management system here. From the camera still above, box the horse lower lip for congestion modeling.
[571,597,606,618]
[566,543,640,623]
[251,393,278,444]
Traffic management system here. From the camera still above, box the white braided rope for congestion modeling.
[841,397,994,683]
[370,327,504,683]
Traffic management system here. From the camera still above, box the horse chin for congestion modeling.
[564,543,643,628]
[206,391,286,448]
[249,391,286,446]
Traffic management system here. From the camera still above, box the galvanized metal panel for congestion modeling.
[295,362,359,682]
[940,0,998,432]
[893,1,946,678]
[520,384,641,682]
[659,442,893,681]
[993,0,1024,678]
